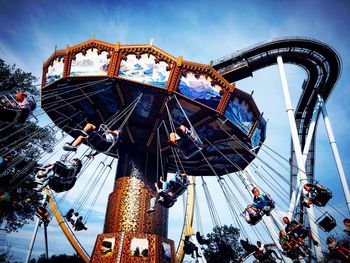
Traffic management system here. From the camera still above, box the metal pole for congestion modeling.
[25,218,40,263]
[277,56,323,262]
[291,97,322,217]
[319,94,350,214]
[43,222,49,259]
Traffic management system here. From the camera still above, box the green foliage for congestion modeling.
[0,58,56,233]
[0,58,37,92]
[30,253,85,263]
[202,225,243,263]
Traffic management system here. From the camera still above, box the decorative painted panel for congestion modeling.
[177,72,223,109]
[224,97,254,135]
[46,58,64,85]
[251,117,267,149]
[119,54,170,88]
[70,48,109,76]
[130,238,149,257]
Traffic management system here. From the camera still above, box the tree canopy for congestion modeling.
[202,225,243,263]
[0,58,55,232]
[0,58,37,92]
[29,253,85,263]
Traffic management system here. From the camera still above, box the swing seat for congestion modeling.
[49,176,77,193]
[313,189,332,207]
[53,161,76,178]
[317,213,337,232]
[167,174,189,197]
[88,130,118,153]
[157,175,189,208]
[158,191,177,208]
[260,200,275,215]
[176,129,204,159]
[0,107,28,123]
[241,210,262,225]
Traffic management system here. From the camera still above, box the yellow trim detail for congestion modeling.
[176,176,195,263]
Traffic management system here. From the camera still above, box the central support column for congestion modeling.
[91,149,176,263]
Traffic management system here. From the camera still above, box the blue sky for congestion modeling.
[1,0,350,262]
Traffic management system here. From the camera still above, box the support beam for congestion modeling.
[291,96,322,217]
[43,222,49,260]
[318,95,350,214]
[277,56,322,262]
[25,218,40,263]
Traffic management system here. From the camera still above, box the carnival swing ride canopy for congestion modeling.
[41,39,266,176]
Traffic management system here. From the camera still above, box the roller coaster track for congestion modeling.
[47,37,341,262]
[212,36,342,203]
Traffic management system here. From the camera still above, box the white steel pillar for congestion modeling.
[292,97,322,216]
[25,218,40,263]
[318,95,350,214]
[277,56,322,262]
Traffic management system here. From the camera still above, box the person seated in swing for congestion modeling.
[147,180,172,213]
[326,236,350,261]
[283,217,319,246]
[196,231,211,246]
[15,92,34,122]
[147,172,188,212]
[70,212,79,226]
[242,205,260,225]
[63,122,120,153]
[0,155,10,173]
[167,125,203,158]
[302,183,332,208]
[184,235,201,259]
[279,230,298,259]
[255,241,281,261]
[65,208,74,222]
[36,202,50,223]
[74,216,87,231]
[251,187,274,216]
[343,218,350,236]
[240,239,258,261]
[35,158,82,191]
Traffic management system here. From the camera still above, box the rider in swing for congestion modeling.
[63,122,120,156]
[147,172,188,212]
[167,124,203,158]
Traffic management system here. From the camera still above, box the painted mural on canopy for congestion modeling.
[46,58,64,85]
[177,72,223,110]
[70,48,109,76]
[119,54,170,88]
[224,97,254,135]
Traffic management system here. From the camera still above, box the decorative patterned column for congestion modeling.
[90,149,176,263]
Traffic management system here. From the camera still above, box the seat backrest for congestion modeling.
[318,215,337,232]
[53,162,76,178]
[168,176,189,197]
[0,107,21,123]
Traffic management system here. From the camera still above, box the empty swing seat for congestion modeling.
[317,213,337,232]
